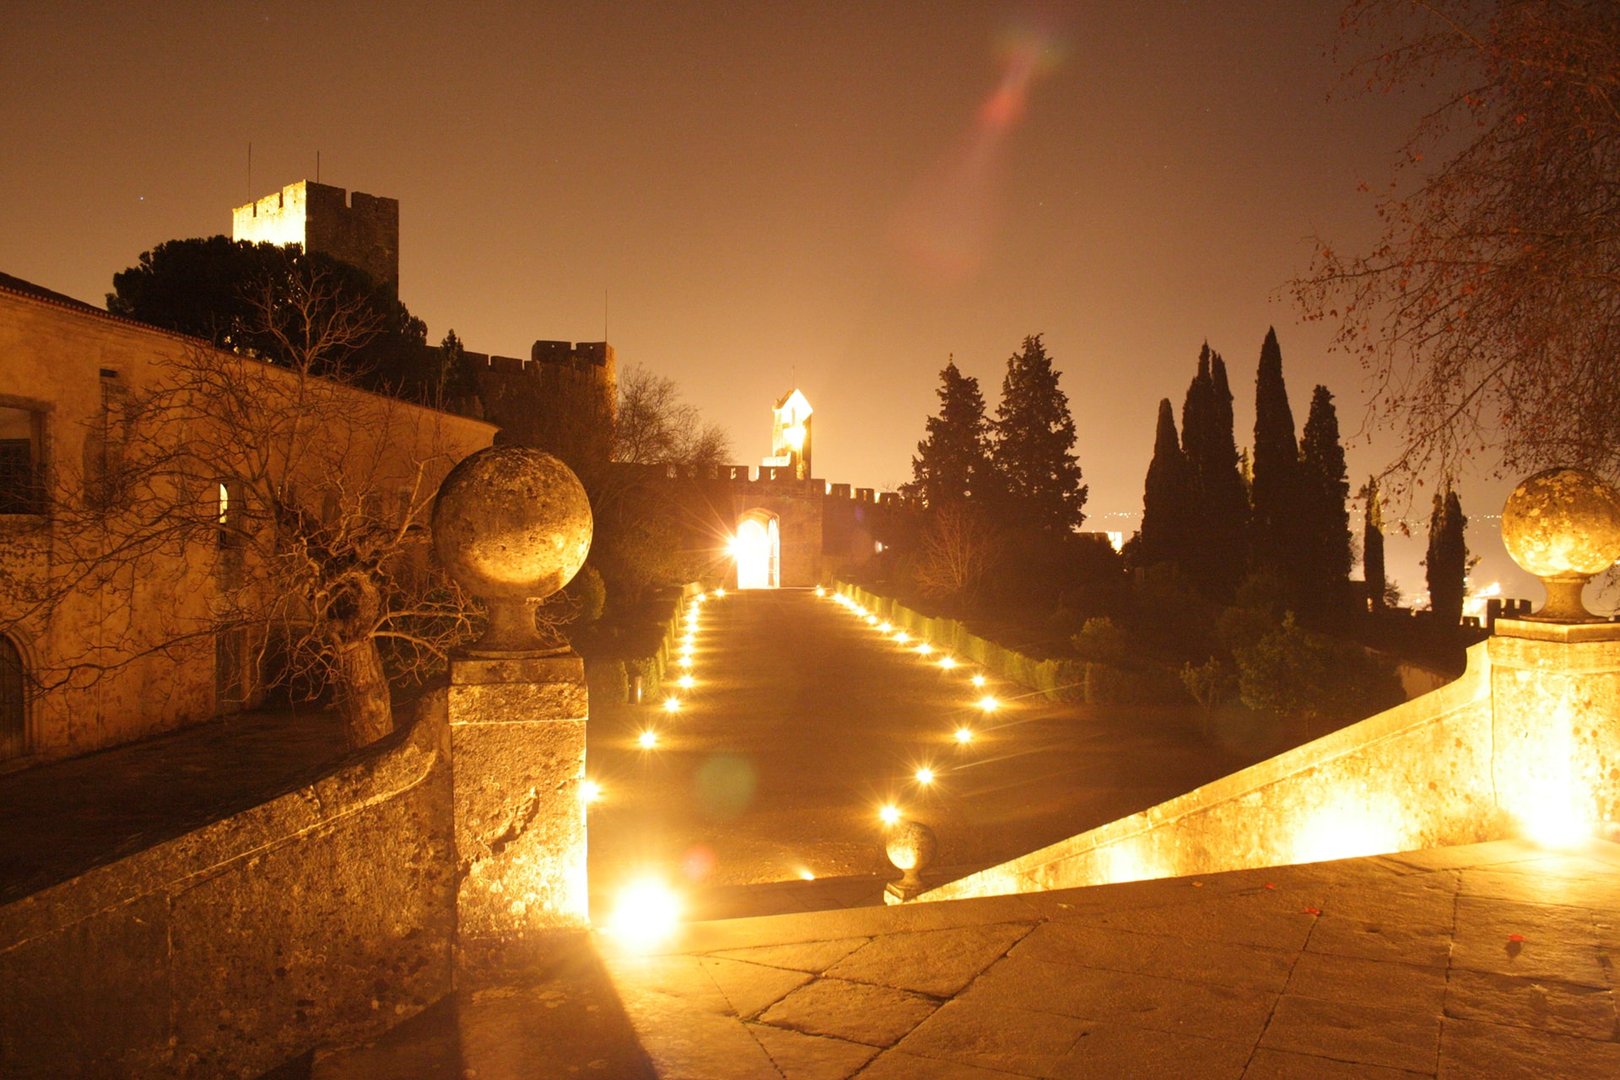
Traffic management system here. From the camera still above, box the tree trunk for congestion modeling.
[335,637,393,748]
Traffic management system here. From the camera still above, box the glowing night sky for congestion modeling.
[0,2,1542,602]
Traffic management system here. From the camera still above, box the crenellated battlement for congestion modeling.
[232,180,400,292]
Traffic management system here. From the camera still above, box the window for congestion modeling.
[0,404,43,515]
[0,635,25,761]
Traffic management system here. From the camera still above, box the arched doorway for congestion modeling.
[733,509,781,589]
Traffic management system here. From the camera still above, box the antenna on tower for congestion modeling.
[247,142,253,201]
[316,150,321,183]
[603,286,609,342]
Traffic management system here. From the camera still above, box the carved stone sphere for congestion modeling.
[432,446,592,603]
[885,821,938,880]
[1501,467,1620,622]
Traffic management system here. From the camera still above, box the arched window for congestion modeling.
[0,636,25,761]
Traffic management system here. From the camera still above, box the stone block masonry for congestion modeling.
[449,652,589,978]
[0,697,457,1077]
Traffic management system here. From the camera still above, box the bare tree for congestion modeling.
[913,502,1001,601]
[4,262,492,749]
[1295,1,1620,483]
[612,365,731,468]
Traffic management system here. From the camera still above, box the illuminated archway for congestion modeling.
[733,510,781,590]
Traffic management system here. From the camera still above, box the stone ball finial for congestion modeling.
[432,446,592,654]
[1501,467,1620,623]
[884,820,938,893]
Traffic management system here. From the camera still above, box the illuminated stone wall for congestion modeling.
[232,180,400,293]
[0,698,456,1077]
[0,278,496,767]
[921,621,1620,902]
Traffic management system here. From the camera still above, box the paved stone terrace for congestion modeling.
[319,838,1620,1078]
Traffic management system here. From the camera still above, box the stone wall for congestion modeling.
[232,181,400,293]
[0,697,457,1078]
[920,622,1620,902]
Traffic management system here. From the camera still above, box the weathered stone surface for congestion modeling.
[1283,951,1447,1014]
[1500,466,1620,621]
[757,977,939,1047]
[0,698,456,1078]
[699,956,813,1018]
[1244,1047,1423,1078]
[892,998,1087,1075]
[708,936,870,974]
[960,953,1276,1043]
[825,921,1031,997]
[450,655,587,974]
[857,1049,1028,1078]
[1439,1014,1620,1078]
[1443,968,1618,1039]
[1259,993,1441,1072]
[1050,1021,1251,1079]
[747,1021,879,1078]
[1013,919,1294,994]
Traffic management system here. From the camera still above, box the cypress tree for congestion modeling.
[1298,385,1352,609]
[1361,476,1386,612]
[1250,327,1299,577]
[909,357,992,508]
[1203,349,1249,596]
[1425,487,1468,633]
[1139,399,1193,570]
[991,334,1087,535]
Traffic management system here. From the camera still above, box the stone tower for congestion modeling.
[764,388,813,479]
[232,180,400,294]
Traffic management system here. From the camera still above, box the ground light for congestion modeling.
[914,767,935,785]
[938,656,957,670]
[581,779,603,803]
[894,632,911,644]
[663,696,681,713]
[814,586,826,597]
[878,621,893,633]
[605,876,683,951]
[714,588,726,597]
[977,695,1000,713]
[879,803,902,826]
[954,726,974,744]
[677,655,694,669]
[971,673,987,688]
[638,729,659,749]
[915,643,934,656]
[677,674,695,690]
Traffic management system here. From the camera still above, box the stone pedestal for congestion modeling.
[449,652,588,977]
[1489,620,1620,839]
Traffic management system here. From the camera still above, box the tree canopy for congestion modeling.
[1297,0,1620,481]
[1298,385,1353,608]
[907,357,993,508]
[1138,398,1194,571]
[108,236,427,393]
[991,334,1087,535]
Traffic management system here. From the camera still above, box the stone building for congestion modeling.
[232,180,400,293]
[0,271,495,769]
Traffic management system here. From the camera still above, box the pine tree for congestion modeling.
[1251,327,1300,577]
[1360,476,1386,612]
[1425,487,1468,633]
[908,357,992,508]
[1298,385,1352,609]
[991,334,1087,535]
[1139,399,1194,570]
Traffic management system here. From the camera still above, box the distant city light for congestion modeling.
[639,729,660,748]
[879,803,902,826]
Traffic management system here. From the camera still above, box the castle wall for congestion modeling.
[0,696,456,1078]
[464,341,617,472]
[232,181,400,292]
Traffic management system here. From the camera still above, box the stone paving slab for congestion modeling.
[595,838,1620,1079]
